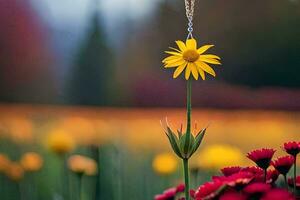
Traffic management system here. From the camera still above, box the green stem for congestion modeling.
[284,175,288,189]
[186,79,192,135]
[294,156,297,194]
[183,159,190,200]
[78,175,83,200]
[184,79,192,154]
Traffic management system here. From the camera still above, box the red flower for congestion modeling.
[261,189,295,200]
[243,183,271,194]
[221,166,242,177]
[219,191,248,200]
[272,156,294,175]
[241,166,264,174]
[213,172,253,187]
[219,191,247,200]
[288,176,300,189]
[247,148,276,170]
[176,183,185,193]
[194,181,224,200]
[155,184,185,200]
[241,167,279,184]
[265,169,279,184]
[154,194,166,200]
[283,141,300,157]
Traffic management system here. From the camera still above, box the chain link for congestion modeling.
[184,0,195,39]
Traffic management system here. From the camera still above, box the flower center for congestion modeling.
[183,50,199,62]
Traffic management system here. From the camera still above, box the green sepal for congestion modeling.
[190,128,206,156]
[179,133,194,159]
[165,127,183,158]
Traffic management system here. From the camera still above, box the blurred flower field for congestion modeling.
[0,104,299,200]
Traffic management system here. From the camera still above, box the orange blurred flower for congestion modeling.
[20,152,43,172]
[67,155,98,176]
[6,117,34,143]
[5,162,24,182]
[0,154,11,172]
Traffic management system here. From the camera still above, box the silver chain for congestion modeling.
[184,0,195,39]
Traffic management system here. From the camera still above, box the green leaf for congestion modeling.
[190,128,206,156]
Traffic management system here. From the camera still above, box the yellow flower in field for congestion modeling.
[163,38,221,80]
[197,144,247,171]
[47,129,75,155]
[152,153,178,175]
[20,152,43,172]
[67,155,98,176]
[5,162,24,182]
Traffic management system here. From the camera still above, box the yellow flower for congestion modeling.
[67,155,98,176]
[152,153,178,175]
[47,129,75,155]
[163,38,221,80]
[20,152,43,172]
[197,144,247,171]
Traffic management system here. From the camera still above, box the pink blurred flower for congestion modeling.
[194,181,224,200]
[221,166,242,177]
[243,183,271,194]
[219,191,247,200]
[261,189,295,200]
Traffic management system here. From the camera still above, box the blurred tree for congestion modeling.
[0,0,56,103]
[67,8,114,106]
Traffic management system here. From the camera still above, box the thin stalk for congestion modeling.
[184,79,192,155]
[183,159,190,200]
[294,156,297,194]
[78,175,83,200]
[186,79,192,135]
[284,175,288,189]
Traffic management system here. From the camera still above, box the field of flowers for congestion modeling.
[0,104,299,200]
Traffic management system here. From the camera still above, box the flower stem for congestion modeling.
[294,156,297,194]
[185,79,192,154]
[186,79,192,135]
[183,158,190,200]
[78,174,83,200]
[284,175,288,189]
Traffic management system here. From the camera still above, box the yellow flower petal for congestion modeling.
[197,66,206,80]
[191,63,199,80]
[200,57,221,65]
[196,61,216,77]
[165,51,182,56]
[169,47,181,53]
[200,54,221,60]
[163,55,182,63]
[176,41,186,52]
[164,59,185,68]
[197,45,214,54]
[185,64,192,80]
[186,39,197,50]
[173,62,187,78]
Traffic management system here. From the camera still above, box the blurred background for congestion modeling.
[0,0,299,199]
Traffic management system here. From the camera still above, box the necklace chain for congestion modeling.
[184,0,195,38]
[184,0,195,20]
